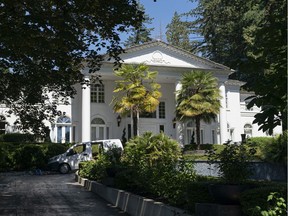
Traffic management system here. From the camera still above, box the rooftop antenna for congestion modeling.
[156,21,164,41]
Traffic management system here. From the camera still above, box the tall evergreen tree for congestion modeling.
[124,3,154,48]
[187,0,287,134]
[166,12,192,51]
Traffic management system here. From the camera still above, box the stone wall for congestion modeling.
[192,161,287,181]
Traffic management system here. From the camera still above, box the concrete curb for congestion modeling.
[75,173,193,216]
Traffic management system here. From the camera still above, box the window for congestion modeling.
[212,130,216,144]
[0,115,6,135]
[159,125,164,132]
[56,115,71,143]
[91,84,105,103]
[244,124,252,138]
[91,117,107,140]
[140,111,156,118]
[158,102,165,119]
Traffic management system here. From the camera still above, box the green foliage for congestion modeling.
[118,132,197,205]
[207,143,256,184]
[1,133,36,143]
[187,0,287,133]
[124,3,154,48]
[176,70,221,147]
[240,185,287,216]
[12,144,46,170]
[247,133,288,165]
[184,178,216,212]
[0,0,144,135]
[112,64,161,136]
[166,12,192,51]
[0,142,69,171]
[0,142,17,171]
[78,154,111,181]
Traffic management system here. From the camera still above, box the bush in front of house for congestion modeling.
[0,142,17,171]
[117,132,197,206]
[247,132,287,165]
[240,184,287,216]
[0,142,69,171]
[1,133,36,143]
[78,154,111,181]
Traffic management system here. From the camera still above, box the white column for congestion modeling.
[219,83,228,144]
[82,77,91,142]
[175,81,184,146]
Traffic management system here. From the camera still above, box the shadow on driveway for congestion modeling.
[0,172,129,216]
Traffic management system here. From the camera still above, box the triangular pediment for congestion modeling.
[117,41,231,72]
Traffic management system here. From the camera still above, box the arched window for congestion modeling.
[91,117,108,140]
[57,116,71,123]
[56,115,71,143]
[244,124,253,138]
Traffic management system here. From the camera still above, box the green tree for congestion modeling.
[176,70,221,148]
[124,3,154,48]
[166,12,192,51]
[0,0,144,136]
[112,64,161,137]
[187,0,287,134]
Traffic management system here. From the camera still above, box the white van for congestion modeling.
[48,139,123,174]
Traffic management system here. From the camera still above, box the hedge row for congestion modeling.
[0,142,69,171]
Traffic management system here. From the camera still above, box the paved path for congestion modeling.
[0,172,128,216]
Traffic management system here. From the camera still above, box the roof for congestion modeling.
[123,40,232,72]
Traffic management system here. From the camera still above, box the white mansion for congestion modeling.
[0,41,282,144]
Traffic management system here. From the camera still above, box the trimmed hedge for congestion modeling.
[0,133,36,143]
[0,142,69,171]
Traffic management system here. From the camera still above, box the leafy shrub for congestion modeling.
[12,144,46,170]
[207,143,256,184]
[240,185,287,216]
[0,142,17,171]
[184,177,217,212]
[78,154,110,181]
[184,144,214,151]
[2,133,36,143]
[263,131,287,165]
[41,143,69,161]
[0,142,69,171]
[253,192,287,216]
[118,132,197,206]
[247,133,287,164]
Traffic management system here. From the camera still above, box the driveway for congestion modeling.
[0,172,129,216]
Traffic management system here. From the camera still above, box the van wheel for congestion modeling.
[59,163,70,174]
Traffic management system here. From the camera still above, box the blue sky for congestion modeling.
[140,0,196,41]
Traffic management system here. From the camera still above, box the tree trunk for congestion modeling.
[196,117,201,150]
[132,113,138,137]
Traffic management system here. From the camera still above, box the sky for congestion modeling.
[139,0,197,41]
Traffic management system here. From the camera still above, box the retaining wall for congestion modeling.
[75,173,193,216]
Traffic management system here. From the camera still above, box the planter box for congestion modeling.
[75,172,192,216]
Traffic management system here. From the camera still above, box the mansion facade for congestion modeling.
[0,41,282,144]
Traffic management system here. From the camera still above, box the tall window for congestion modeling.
[158,102,165,119]
[91,84,105,103]
[91,117,108,140]
[244,124,253,138]
[0,115,6,135]
[57,115,71,143]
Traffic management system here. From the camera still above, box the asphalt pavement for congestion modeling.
[0,172,129,216]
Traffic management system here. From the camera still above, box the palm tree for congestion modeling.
[112,64,161,137]
[176,70,221,149]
